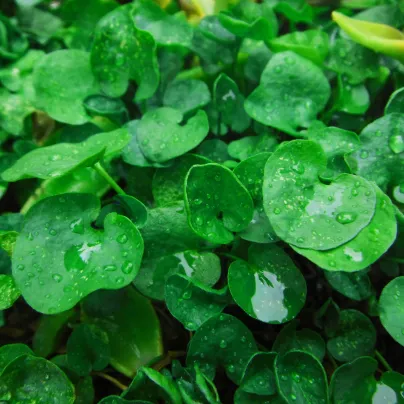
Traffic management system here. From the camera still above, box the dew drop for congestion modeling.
[389,135,404,154]
[194,198,202,205]
[121,261,133,274]
[336,212,357,224]
[360,151,369,159]
[273,207,281,215]
[228,364,235,373]
[116,277,124,285]
[16,264,25,271]
[104,265,117,272]
[49,229,57,236]
[214,174,221,181]
[182,290,192,300]
[117,234,128,244]
[219,340,227,349]
[52,274,63,283]
[195,216,204,226]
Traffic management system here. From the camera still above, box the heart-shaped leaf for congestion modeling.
[165,274,229,331]
[163,79,211,115]
[234,152,278,243]
[186,314,257,385]
[347,113,404,191]
[0,275,20,310]
[66,323,110,377]
[275,350,328,404]
[12,193,144,313]
[2,128,130,182]
[245,51,330,135]
[263,140,376,250]
[272,321,325,362]
[185,163,254,244]
[379,276,404,346]
[152,154,210,207]
[91,5,159,100]
[292,184,397,271]
[33,50,99,125]
[0,344,34,374]
[326,309,376,362]
[83,287,163,377]
[228,244,306,324]
[0,355,74,404]
[137,108,209,163]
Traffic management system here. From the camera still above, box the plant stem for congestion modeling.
[92,371,128,391]
[375,349,393,372]
[93,162,126,195]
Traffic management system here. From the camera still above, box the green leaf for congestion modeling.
[292,184,397,271]
[186,314,257,385]
[0,230,18,255]
[234,152,278,243]
[245,51,330,135]
[228,244,306,324]
[33,50,99,125]
[270,30,329,65]
[135,249,221,300]
[0,275,20,310]
[0,344,34,375]
[137,108,209,163]
[163,79,211,115]
[347,113,404,190]
[2,128,130,182]
[0,355,75,403]
[275,350,329,404]
[326,309,376,362]
[185,163,254,244]
[263,140,376,250]
[33,309,76,357]
[12,193,144,313]
[165,273,229,331]
[100,397,152,404]
[376,371,404,403]
[122,367,182,403]
[385,87,404,115]
[379,276,404,346]
[152,154,210,207]
[67,324,109,377]
[228,134,278,162]
[272,321,325,362]
[83,94,128,125]
[334,75,370,116]
[91,5,159,100]
[82,287,163,377]
[329,356,378,404]
[196,139,231,163]
[273,0,314,24]
[213,73,251,133]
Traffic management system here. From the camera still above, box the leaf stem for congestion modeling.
[374,349,393,372]
[93,162,126,195]
[92,371,128,391]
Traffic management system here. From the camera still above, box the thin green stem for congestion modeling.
[375,350,393,372]
[93,162,126,195]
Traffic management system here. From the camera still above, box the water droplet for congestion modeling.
[351,189,358,197]
[182,290,192,300]
[27,232,34,241]
[291,394,297,401]
[241,336,246,343]
[69,218,84,234]
[16,264,25,271]
[281,375,288,381]
[214,175,221,181]
[292,162,305,174]
[228,364,235,373]
[194,198,202,205]
[389,135,404,154]
[142,139,149,146]
[273,207,281,215]
[117,234,128,244]
[292,372,301,382]
[186,321,194,329]
[360,151,369,159]
[195,216,204,226]
[49,154,61,161]
[219,340,227,349]
[274,65,282,73]
[297,237,304,243]
[116,277,124,285]
[52,274,63,283]
[329,260,336,267]
[336,212,357,224]
[104,264,117,272]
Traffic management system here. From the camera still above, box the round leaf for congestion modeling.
[0,344,34,375]
[0,355,74,404]
[185,163,254,244]
[379,276,404,346]
[33,50,99,125]
[245,51,330,135]
[275,350,328,404]
[186,314,257,385]
[292,185,396,271]
[327,309,376,362]
[12,193,144,313]
[263,140,376,250]
[165,274,229,331]
[228,244,306,324]
[137,108,209,163]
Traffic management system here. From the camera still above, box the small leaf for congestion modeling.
[137,108,209,163]
[0,275,20,310]
[0,355,75,404]
[82,287,163,377]
[67,323,110,377]
[228,134,278,162]
[12,193,144,313]
[0,344,34,375]
[2,128,130,182]
[228,244,306,324]
[245,51,330,135]
[0,231,18,256]
[185,163,254,244]
[165,274,229,331]
[275,350,329,404]
[122,367,182,403]
[332,11,404,63]
[263,140,376,250]
[186,314,257,385]
[326,309,376,362]
[33,50,99,125]
[379,276,404,347]
[334,75,370,116]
